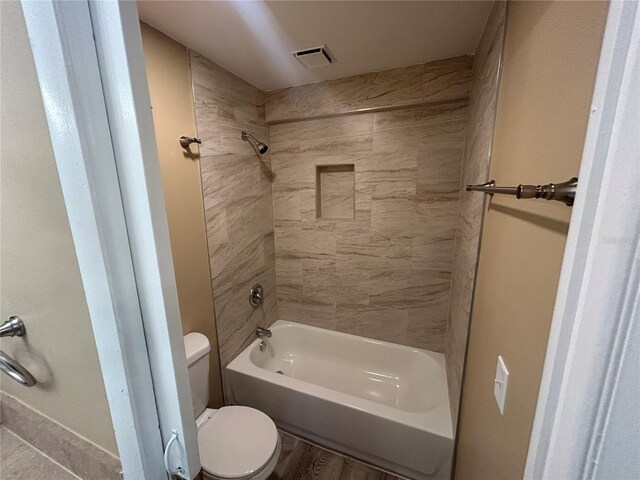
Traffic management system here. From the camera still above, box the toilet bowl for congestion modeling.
[197,407,281,480]
[184,333,280,480]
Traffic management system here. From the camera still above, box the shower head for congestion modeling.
[241,131,269,155]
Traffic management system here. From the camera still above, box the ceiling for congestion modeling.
[137,1,493,92]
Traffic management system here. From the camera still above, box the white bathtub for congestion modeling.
[226,320,453,480]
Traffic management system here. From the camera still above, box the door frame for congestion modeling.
[21,1,199,478]
[525,1,639,478]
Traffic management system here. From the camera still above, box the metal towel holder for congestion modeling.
[0,316,37,387]
[466,177,578,206]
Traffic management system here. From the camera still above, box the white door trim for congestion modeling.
[525,1,640,478]
[21,1,199,478]
[88,2,199,478]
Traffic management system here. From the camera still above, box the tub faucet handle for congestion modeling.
[249,284,264,307]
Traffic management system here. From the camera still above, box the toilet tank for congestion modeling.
[183,332,211,419]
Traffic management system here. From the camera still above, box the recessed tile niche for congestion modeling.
[316,164,355,219]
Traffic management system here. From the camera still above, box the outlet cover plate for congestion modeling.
[494,355,509,415]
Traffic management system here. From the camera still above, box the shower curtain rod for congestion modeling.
[466,177,578,206]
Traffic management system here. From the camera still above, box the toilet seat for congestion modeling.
[198,406,280,480]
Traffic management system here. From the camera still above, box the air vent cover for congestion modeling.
[292,45,335,69]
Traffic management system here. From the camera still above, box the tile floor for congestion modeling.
[0,426,79,480]
[0,425,401,480]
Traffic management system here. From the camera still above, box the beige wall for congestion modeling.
[140,23,223,407]
[190,52,278,368]
[446,1,507,428]
[454,2,608,479]
[0,1,117,455]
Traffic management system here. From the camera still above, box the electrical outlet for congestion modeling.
[494,355,509,415]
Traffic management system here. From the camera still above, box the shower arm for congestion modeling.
[241,131,268,154]
[466,177,578,206]
[241,131,258,143]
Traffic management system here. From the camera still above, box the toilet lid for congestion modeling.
[198,406,278,479]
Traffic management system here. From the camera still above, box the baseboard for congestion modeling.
[0,392,121,480]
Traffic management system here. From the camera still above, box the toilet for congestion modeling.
[184,333,281,480]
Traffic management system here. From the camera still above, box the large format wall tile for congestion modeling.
[266,56,473,123]
[270,99,468,352]
[191,52,277,367]
[192,48,482,375]
[445,1,507,428]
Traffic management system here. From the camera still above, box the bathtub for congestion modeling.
[226,320,453,480]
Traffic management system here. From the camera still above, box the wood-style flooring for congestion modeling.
[269,432,403,480]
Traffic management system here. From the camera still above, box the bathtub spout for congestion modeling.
[256,327,272,338]
[256,327,271,352]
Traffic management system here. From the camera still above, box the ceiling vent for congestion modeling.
[292,45,335,69]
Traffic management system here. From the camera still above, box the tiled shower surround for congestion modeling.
[446,1,507,425]
[192,27,502,421]
[270,102,468,351]
[192,52,475,360]
[191,53,277,366]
